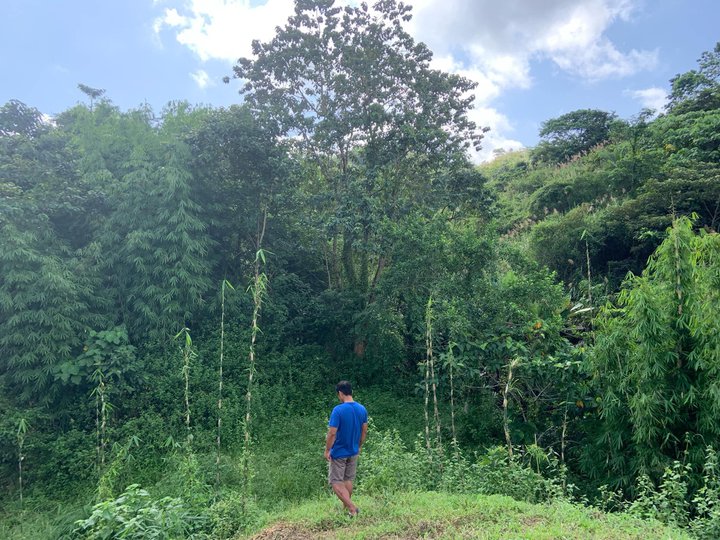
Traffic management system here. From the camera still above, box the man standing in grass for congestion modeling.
[325,380,368,517]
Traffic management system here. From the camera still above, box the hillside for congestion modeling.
[242,492,688,540]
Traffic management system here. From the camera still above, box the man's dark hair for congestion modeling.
[335,380,352,396]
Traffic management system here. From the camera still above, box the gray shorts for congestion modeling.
[328,455,358,484]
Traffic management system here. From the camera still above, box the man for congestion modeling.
[324,380,368,517]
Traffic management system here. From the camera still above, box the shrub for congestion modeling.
[627,461,691,527]
[151,450,213,511]
[466,446,553,503]
[358,430,556,504]
[357,428,420,494]
[691,447,720,539]
[208,490,263,539]
[71,484,206,539]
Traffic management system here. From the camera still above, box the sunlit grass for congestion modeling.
[239,491,691,540]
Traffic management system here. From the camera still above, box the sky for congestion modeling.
[1,0,717,161]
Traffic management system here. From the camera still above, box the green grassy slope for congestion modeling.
[241,492,689,540]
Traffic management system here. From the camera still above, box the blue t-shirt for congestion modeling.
[328,401,368,459]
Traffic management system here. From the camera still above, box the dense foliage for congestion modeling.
[1,1,719,537]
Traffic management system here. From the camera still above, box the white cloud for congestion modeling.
[411,0,658,161]
[469,107,524,162]
[627,87,667,113]
[190,69,213,89]
[154,0,656,163]
[411,0,656,84]
[154,0,295,62]
[431,54,520,106]
[155,1,654,84]
[162,8,187,28]
[548,39,658,80]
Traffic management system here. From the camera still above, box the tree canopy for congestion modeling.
[531,108,619,165]
[229,0,491,357]
[667,42,720,113]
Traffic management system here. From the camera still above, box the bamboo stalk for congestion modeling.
[184,341,191,444]
[17,418,27,507]
[95,380,101,473]
[425,296,441,447]
[100,377,107,467]
[175,328,194,448]
[423,350,431,452]
[243,208,268,496]
[585,238,593,330]
[93,370,107,470]
[449,358,457,444]
[217,280,232,494]
[673,221,684,368]
[503,359,517,458]
[561,407,568,492]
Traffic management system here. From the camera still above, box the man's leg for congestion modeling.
[331,482,357,513]
[329,458,358,513]
[343,455,358,515]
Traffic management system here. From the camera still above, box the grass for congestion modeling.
[0,398,691,540]
[0,499,87,540]
[239,491,691,540]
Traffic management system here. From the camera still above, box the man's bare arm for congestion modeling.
[324,426,337,460]
[359,422,368,452]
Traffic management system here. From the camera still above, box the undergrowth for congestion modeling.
[3,397,720,539]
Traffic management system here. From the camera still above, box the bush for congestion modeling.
[627,462,690,527]
[466,446,555,503]
[71,484,206,539]
[151,450,213,511]
[690,447,720,539]
[208,490,263,539]
[358,428,557,504]
[358,428,421,493]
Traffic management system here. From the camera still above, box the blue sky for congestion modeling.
[1,0,718,160]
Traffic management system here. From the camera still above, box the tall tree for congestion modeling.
[229,0,485,298]
[0,108,107,403]
[77,84,106,111]
[0,100,47,137]
[186,105,292,282]
[532,109,619,165]
[666,42,720,113]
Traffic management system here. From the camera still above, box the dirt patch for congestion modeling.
[313,517,341,531]
[520,515,548,527]
[380,513,497,539]
[382,518,448,539]
[415,520,446,536]
[250,522,318,540]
